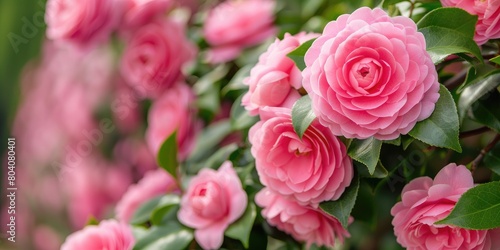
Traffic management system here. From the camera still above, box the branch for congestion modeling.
[459,127,491,139]
[469,133,500,171]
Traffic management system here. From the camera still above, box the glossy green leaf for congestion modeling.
[348,137,383,175]
[484,144,500,175]
[458,74,500,122]
[417,7,477,38]
[470,90,500,133]
[187,120,232,163]
[436,181,500,229]
[221,65,252,96]
[355,160,388,179]
[133,220,193,250]
[409,85,462,152]
[193,64,229,95]
[157,131,178,178]
[490,55,500,65]
[320,174,359,228]
[230,94,259,131]
[458,64,500,93]
[150,195,181,225]
[291,95,316,139]
[384,137,401,146]
[130,195,164,225]
[185,143,239,175]
[401,136,415,150]
[287,38,316,71]
[225,203,257,248]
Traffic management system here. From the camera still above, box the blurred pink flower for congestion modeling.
[203,0,277,63]
[121,0,175,30]
[391,163,500,249]
[45,0,122,47]
[302,7,439,140]
[34,225,62,250]
[256,188,351,248]
[61,220,134,250]
[178,161,247,250]
[120,18,196,98]
[242,32,319,116]
[116,169,179,222]
[146,82,200,160]
[249,107,353,206]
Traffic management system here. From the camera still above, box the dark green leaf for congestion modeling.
[409,85,462,152]
[417,7,477,38]
[384,137,401,146]
[436,181,500,229]
[470,90,500,133]
[187,120,232,163]
[484,144,500,175]
[401,136,415,150]
[196,82,220,120]
[320,174,359,228]
[133,220,193,250]
[157,131,178,178]
[287,38,316,71]
[150,195,181,225]
[185,144,239,175]
[225,203,257,248]
[193,64,229,95]
[291,95,316,139]
[130,195,164,225]
[490,55,500,65]
[458,74,500,121]
[381,0,406,8]
[231,94,259,131]
[348,137,383,175]
[355,161,388,179]
[458,64,500,93]
[221,65,252,97]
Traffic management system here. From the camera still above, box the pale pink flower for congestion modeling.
[203,0,277,63]
[178,161,247,250]
[256,188,351,248]
[116,169,179,222]
[61,220,135,250]
[249,107,353,206]
[302,7,439,140]
[122,0,175,30]
[391,163,500,250]
[242,32,319,116]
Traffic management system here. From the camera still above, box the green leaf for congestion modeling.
[225,203,257,248]
[185,143,239,175]
[484,144,500,175]
[384,137,401,146]
[287,38,316,71]
[85,216,99,226]
[133,220,193,250]
[130,195,164,225]
[417,7,477,38]
[355,161,388,179]
[150,195,181,225]
[319,173,359,228]
[193,64,229,95]
[401,135,415,150]
[381,0,405,9]
[221,65,252,97]
[347,137,383,175]
[157,131,178,179]
[196,82,220,120]
[435,181,500,230]
[291,95,316,139]
[457,64,500,93]
[490,55,500,65]
[458,74,500,122]
[418,26,482,64]
[186,120,232,163]
[230,94,259,131]
[470,90,500,133]
[408,85,462,152]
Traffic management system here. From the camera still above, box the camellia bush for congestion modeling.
[7,0,500,249]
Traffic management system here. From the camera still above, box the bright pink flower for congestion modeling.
[145,82,200,160]
[61,220,135,250]
[256,188,351,248]
[121,18,196,98]
[441,0,500,45]
[242,32,319,116]
[121,0,174,30]
[302,7,439,140]
[45,0,121,47]
[116,169,179,222]
[203,0,277,63]
[178,161,247,250]
[391,163,500,250]
[249,107,353,206]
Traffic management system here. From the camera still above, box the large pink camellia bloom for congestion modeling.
[302,7,439,140]
[203,0,277,63]
[249,107,353,206]
[178,161,247,250]
[242,32,319,116]
[146,82,199,160]
[391,163,500,250]
[441,0,500,45]
[61,220,134,250]
[115,169,179,222]
[256,188,351,248]
[45,0,121,47]
[121,18,196,98]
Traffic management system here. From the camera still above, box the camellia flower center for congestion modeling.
[191,181,228,219]
[351,59,382,91]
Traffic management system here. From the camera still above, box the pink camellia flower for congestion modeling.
[203,0,277,63]
[391,163,500,250]
[122,0,174,30]
[249,107,353,206]
[178,161,247,250]
[145,82,200,160]
[256,188,351,248]
[121,18,196,98]
[61,220,135,250]
[242,32,319,116]
[441,0,500,45]
[45,0,121,47]
[302,7,440,140]
[116,169,179,222]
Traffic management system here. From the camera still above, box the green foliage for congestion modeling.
[320,174,360,228]
[470,90,500,133]
[436,182,500,230]
[458,64,500,93]
[291,95,316,139]
[133,220,193,250]
[458,74,500,121]
[225,203,257,248]
[348,137,383,175]
[231,95,259,131]
[157,131,179,179]
[490,55,500,65]
[287,38,316,71]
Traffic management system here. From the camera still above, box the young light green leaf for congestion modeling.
[409,85,462,152]
[133,221,194,250]
[490,55,500,65]
[157,131,178,179]
[319,174,359,228]
[287,38,316,71]
[291,95,316,139]
[347,137,383,175]
[225,203,257,248]
[417,7,477,38]
[435,181,500,229]
[470,91,500,133]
